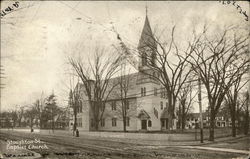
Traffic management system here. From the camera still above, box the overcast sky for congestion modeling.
[1,1,249,112]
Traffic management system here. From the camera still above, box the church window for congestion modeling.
[91,119,94,127]
[112,118,117,127]
[141,87,146,96]
[111,101,116,111]
[126,117,130,126]
[154,88,157,96]
[148,120,152,127]
[160,101,163,110]
[101,118,105,127]
[142,53,147,66]
[143,87,146,96]
[126,100,129,109]
[160,87,164,98]
[151,52,156,66]
[77,118,82,127]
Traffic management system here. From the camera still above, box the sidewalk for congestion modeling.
[176,146,250,155]
[1,128,248,147]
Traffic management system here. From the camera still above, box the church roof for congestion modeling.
[138,109,151,119]
[138,15,156,49]
[77,72,140,101]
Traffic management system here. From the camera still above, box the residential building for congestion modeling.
[185,112,232,129]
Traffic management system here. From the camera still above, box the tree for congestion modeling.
[115,63,135,132]
[17,107,24,127]
[45,93,60,133]
[243,91,249,135]
[32,99,43,128]
[69,46,120,130]
[24,107,38,131]
[187,27,249,141]
[237,91,250,135]
[68,87,81,135]
[225,66,249,137]
[10,110,18,127]
[177,80,197,130]
[133,26,196,129]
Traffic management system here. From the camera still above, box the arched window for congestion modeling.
[148,120,152,127]
[154,88,157,96]
[142,53,147,66]
[143,87,146,96]
[126,117,130,127]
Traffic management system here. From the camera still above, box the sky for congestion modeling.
[1,1,249,112]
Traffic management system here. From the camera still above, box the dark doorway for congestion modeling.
[141,120,147,130]
[161,120,165,127]
[165,118,168,129]
[161,118,169,130]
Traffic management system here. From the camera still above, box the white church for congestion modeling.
[71,12,176,132]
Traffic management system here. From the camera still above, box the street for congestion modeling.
[0,130,249,159]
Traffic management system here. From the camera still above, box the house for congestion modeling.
[73,12,176,132]
[0,117,13,128]
[185,112,232,129]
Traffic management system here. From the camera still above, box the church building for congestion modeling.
[73,12,175,132]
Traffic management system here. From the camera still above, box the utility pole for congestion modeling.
[198,77,204,143]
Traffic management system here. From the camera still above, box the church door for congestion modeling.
[141,120,147,130]
[165,118,168,129]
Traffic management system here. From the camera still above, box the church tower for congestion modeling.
[138,8,157,72]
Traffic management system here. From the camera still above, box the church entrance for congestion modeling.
[141,120,147,130]
[161,118,168,130]
[138,109,150,130]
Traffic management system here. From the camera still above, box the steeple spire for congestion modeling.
[138,6,157,70]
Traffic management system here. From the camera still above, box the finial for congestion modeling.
[146,4,148,16]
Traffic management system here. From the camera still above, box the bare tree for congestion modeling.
[68,86,81,135]
[44,93,60,133]
[133,26,196,130]
[243,91,249,135]
[17,106,24,127]
[69,46,120,130]
[187,27,249,141]
[33,99,43,129]
[225,65,249,137]
[10,110,18,128]
[114,62,134,132]
[24,106,38,132]
[237,91,250,135]
[177,80,197,130]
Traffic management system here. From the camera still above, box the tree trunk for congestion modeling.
[244,108,249,135]
[73,113,77,135]
[94,118,99,131]
[231,110,236,137]
[209,113,215,141]
[181,114,186,130]
[30,118,33,132]
[123,119,126,132]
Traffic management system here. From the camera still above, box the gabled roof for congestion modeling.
[138,109,150,119]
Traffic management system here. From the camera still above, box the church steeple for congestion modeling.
[138,7,157,71]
